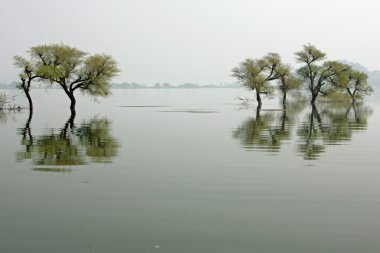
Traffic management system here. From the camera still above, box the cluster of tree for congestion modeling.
[232,44,373,108]
[13,44,119,118]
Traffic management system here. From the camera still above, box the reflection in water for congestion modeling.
[0,111,18,125]
[32,167,73,173]
[76,118,119,163]
[297,103,371,160]
[0,112,5,124]
[234,101,372,160]
[233,101,304,153]
[16,114,119,167]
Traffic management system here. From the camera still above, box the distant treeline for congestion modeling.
[0,82,240,89]
[112,82,240,89]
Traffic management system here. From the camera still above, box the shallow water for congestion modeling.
[1,88,380,253]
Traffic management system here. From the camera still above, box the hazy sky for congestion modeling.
[0,0,379,85]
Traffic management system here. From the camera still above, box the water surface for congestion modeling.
[1,88,380,253]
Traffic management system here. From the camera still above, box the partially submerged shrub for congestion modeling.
[0,92,20,111]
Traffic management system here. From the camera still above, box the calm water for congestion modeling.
[1,88,380,253]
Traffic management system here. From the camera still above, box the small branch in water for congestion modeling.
[0,93,23,111]
[235,97,254,106]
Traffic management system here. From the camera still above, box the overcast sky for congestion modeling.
[0,0,379,85]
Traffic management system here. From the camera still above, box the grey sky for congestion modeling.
[0,0,379,85]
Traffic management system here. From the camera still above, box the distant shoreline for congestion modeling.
[0,84,242,90]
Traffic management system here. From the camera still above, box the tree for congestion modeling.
[331,69,373,102]
[275,64,303,108]
[232,53,281,109]
[295,44,349,104]
[29,44,119,117]
[13,56,41,113]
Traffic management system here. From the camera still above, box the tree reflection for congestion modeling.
[233,100,371,159]
[16,114,119,167]
[76,117,119,163]
[297,103,371,160]
[233,101,304,153]
[0,112,5,124]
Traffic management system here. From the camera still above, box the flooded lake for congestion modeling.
[1,88,380,253]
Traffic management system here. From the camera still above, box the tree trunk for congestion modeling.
[311,93,317,104]
[255,106,261,120]
[18,111,34,155]
[69,92,76,117]
[311,104,321,124]
[346,88,356,103]
[23,87,33,111]
[68,112,76,129]
[256,91,262,110]
[281,110,287,131]
[282,92,287,110]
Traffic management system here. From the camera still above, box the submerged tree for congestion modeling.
[275,64,303,108]
[330,69,373,102]
[13,56,41,112]
[232,53,281,109]
[29,44,119,117]
[295,44,350,104]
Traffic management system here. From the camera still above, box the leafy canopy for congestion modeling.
[232,53,282,95]
[29,44,119,97]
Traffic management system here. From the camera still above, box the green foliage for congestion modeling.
[29,44,119,98]
[232,52,305,107]
[330,68,373,101]
[232,53,284,105]
[295,44,326,64]
[295,44,352,103]
[13,56,34,78]
[280,75,302,93]
[79,54,119,97]
[13,56,39,89]
[275,63,302,98]
[30,44,86,82]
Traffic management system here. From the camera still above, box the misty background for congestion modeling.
[1,0,379,86]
